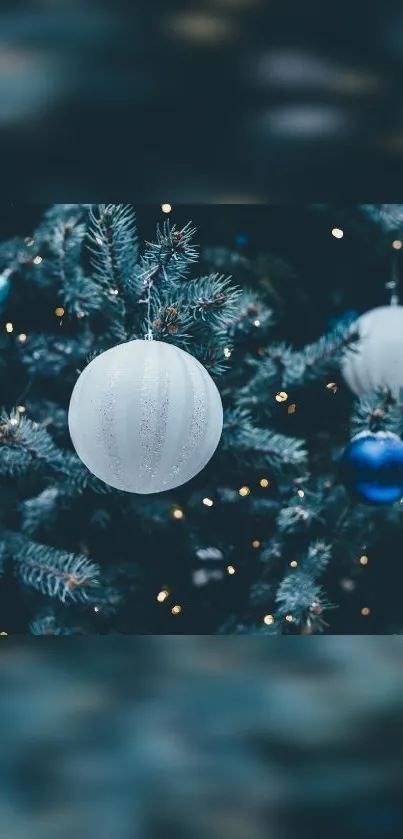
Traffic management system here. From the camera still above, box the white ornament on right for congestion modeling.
[341,305,403,399]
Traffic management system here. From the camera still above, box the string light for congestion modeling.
[95,236,103,246]
[332,228,344,239]
[276,391,288,402]
[239,486,250,496]
[288,403,296,414]
[5,322,13,333]
[24,237,34,247]
[253,319,261,327]
[260,478,269,488]
[109,289,119,295]
[17,405,25,413]
[223,347,232,358]
[94,606,100,613]
[172,507,184,519]
[285,615,294,622]
[326,382,338,393]
[203,497,214,507]
[263,614,274,625]
[0,631,8,636]
[392,240,402,250]
[161,204,172,213]
[17,333,27,343]
[77,311,85,319]
[297,489,305,498]
[171,604,182,615]
[359,555,369,565]
[55,307,65,317]
[10,418,19,426]
[157,590,169,602]
[361,607,370,616]
[290,560,298,567]
[252,540,261,548]
[33,255,43,264]
[227,565,236,574]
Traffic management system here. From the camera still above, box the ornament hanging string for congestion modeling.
[139,268,155,341]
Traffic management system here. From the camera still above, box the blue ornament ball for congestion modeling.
[340,431,403,504]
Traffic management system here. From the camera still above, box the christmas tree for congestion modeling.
[1,203,403,635]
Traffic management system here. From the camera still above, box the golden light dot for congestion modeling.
[17,405,25,413]
[5,322,13,333]
[223,347,232,358]
[290,560,298,568]
[172,507,184,519]
[276,391,288,402]
[171,604,182,615]
[288,403,296,414]
[161,203,172,213]
[24,237,34,247]
[10,418,19,426]
[360,555,369,566]
[203,497,214,507]
[361,607,370,616]
[55,306,65,317]
[33,255,43,264]
[253,319,261,327]
[94,606,100,613]
[326,382,338,393]
[285,615,294,622]
[260,478,269,488]
[392,240,402,250]
[332,228,344,239]
[263,614,274,625]
[227,565,236,575]
[239,486,250,497]
[18,333,27,342]
[252,540,261,548]
[157,590,169,603]
[297,489,305,498]
[0,631,8,636]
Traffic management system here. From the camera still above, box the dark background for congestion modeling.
[1,203,401,634]
[3,1,403,199]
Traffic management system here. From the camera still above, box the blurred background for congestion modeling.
[1,636,403,839]
[2,0,403,198]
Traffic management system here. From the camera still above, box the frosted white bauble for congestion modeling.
[341,305,403,399]
[68,340,223,494]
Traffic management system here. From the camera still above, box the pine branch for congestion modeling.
[351,389,403,436]
[30,610,83,635]
[7,532,101,603]
[0,411,107,493]
[223,408,307,471]
[137,220,198,289]
[20,487,59,537]
[87,203,140,300]
[182,274,242,328]
[275,571,325,623]
[281,318,359,388]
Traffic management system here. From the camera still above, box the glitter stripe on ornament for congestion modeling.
[138,342,171,493]
[166,351,211,487]
[97,354,124,488]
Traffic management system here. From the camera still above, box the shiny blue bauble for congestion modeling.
[340,431,403,504]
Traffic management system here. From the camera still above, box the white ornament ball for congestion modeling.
[68,340,223,494]
[341,305,403,399]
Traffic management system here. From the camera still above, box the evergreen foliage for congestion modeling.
[0,204,402,633]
